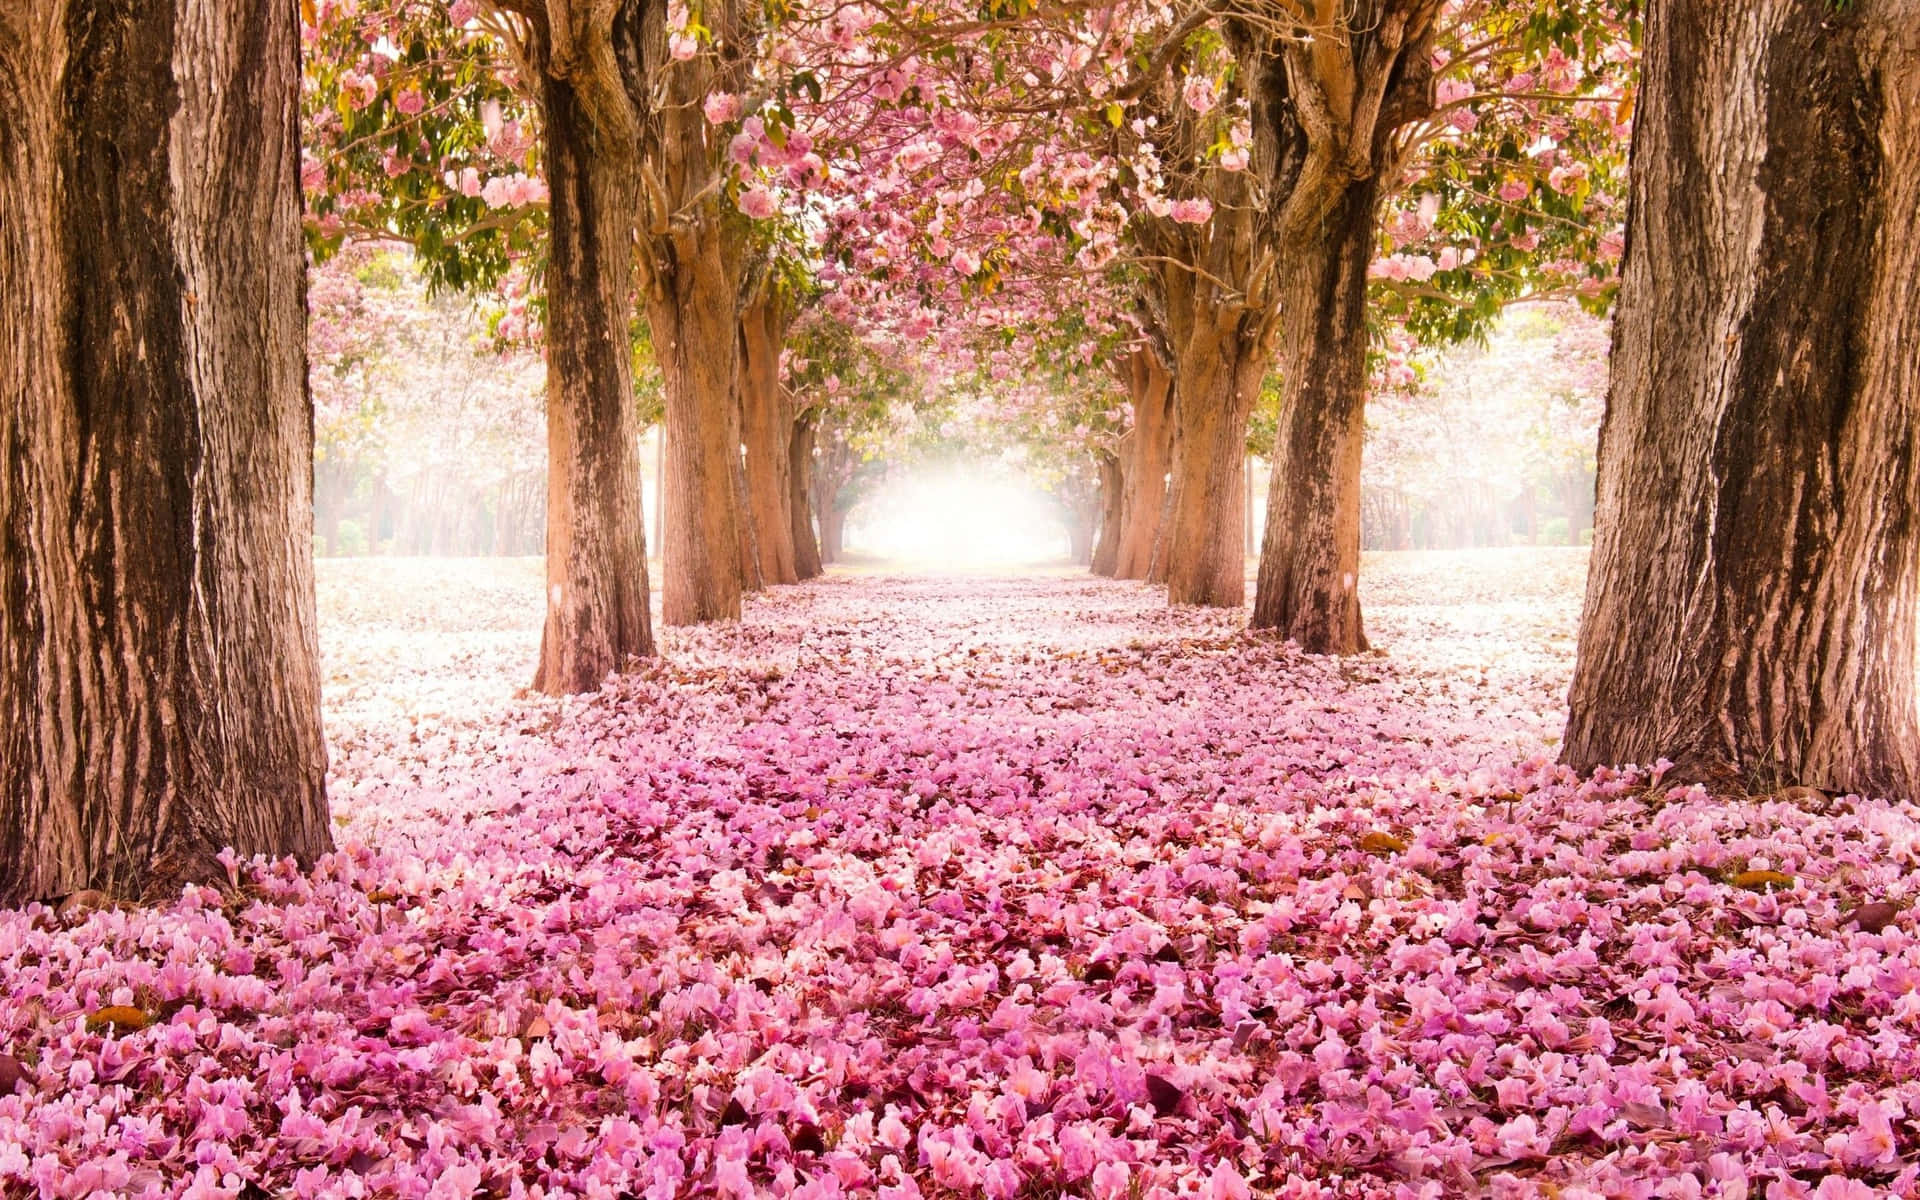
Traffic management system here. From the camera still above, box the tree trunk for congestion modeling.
[1145,466,1176,585]
[821,505,849,564]
[1252,176,1381,654]
[649,234,744,624]
[528,23,655,694]
[732,442,762,593]
[1162,317,1263,606]
[739,294,798,584]
[1563,0,1920,801]
[1092,452,1125,576]
[789,410,823,579]
[1116,349,1174,580]
[1067,517,1095,566]
[0,0,330,905]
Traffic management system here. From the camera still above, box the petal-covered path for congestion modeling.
[4,552,1917,1199]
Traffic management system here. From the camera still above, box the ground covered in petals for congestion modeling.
[5,551,1918,1199]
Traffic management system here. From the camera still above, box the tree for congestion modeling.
[0,0,331,904]
[738,276,803,586]
[302,1,653,691]
[519,1,656,692]
[1563,0,1919,801]
[1114,344,1175,579]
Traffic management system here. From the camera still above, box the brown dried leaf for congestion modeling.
[1731,870,1794,892]
[1621,1101,1672,1129]
[1844,901,1901,934]
[85,1006,150,1035]
[1359,832,1408,855]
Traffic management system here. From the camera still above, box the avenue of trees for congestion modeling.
[1,0,1916,903]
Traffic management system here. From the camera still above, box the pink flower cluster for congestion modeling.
[2,554,1916,1199]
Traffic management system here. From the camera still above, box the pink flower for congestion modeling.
[669,31,698,60]
[704,92,740,124]
[1182,74,1218,115]
[1169,197,1213,224]
[737,184,777,220]
[1206,1163,1252,1200]
[394,90,425,116]
[951,248,981,276]
[1833,1101,1899,1167]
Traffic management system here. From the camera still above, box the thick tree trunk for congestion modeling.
[1252,176,1381,654]
[1092,452,1125,576]
[0,0,330,905]
[530,29,655,694]
[1563,0,1920,800]
[1162,318,1263,606]
[789,410,823,579]
[739,295,798,585]
[649,235,744,625]
[1116,349,1174,580]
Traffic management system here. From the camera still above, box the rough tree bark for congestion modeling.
[648,232,745,623]
[789,409,824,579]
[625,0,756,625]
[1238,3,1439,653]
[1115,347,1174,580]
[1563,0,1920,801]
[528,9,655,694]
[1160,304,1264,606]
[1092,450,1126,577]
[1125,3,1438,616]
[0,0,330,905]
[1252,176,1381,653]
[739,291,798,584]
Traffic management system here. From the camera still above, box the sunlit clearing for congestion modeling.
[850,466,1067,567]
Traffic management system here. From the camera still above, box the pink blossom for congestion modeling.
[1182,74,1218,115]
[737,184,778,220]
[1169,197,1213,224]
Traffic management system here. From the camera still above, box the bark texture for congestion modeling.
[529,10,655,694]
[1133,0,1438,610]
[1115,349,1174,580]
[0,0,330,904]
[649,234,745,623]
[1563,0,1920,801]
[1251,176,1381,653]
[630,0,758,626]
[739,292,797,585]
[1161,310,1262,606]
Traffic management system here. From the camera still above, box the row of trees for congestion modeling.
[1,0,1915,904]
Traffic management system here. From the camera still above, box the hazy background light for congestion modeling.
[848,465,1069,567]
